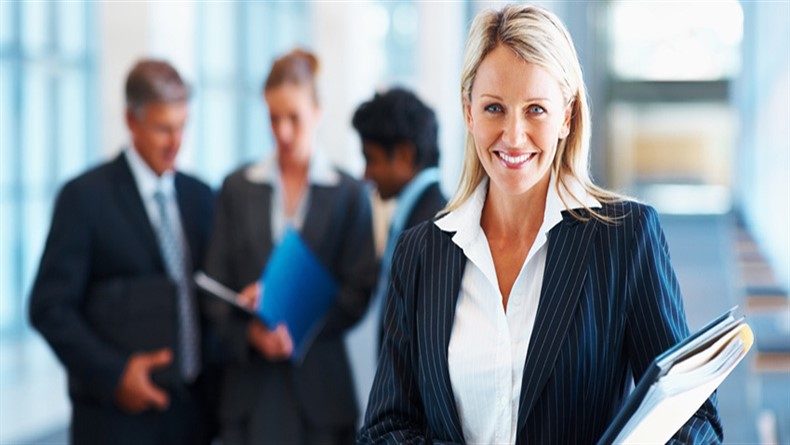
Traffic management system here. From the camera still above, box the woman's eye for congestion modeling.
[483,104,503,113]
[527,105,546,115]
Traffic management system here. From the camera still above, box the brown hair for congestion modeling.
[263,48,320,104]
[125,59,190,116]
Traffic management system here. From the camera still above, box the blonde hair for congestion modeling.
[444,4,621,221]
[264,48,320,104]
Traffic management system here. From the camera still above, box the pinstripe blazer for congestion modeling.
[359,200,723,444]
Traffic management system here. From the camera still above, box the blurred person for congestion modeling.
[352,87,447,348]
[203,48,376,445]
[359,5,723,444]
[28,59,217,445]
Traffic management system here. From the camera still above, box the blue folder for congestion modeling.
[257,228,339,363]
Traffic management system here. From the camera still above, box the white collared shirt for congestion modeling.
[435,174,600,445]
[125,146,185,242]
[244,148,340,243]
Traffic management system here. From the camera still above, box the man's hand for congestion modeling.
[247,321,293,361]
[115,348,172,413]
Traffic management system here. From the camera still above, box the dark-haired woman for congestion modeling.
[205,48,376,445]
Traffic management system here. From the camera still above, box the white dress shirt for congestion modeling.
[125,146,185,245]
[245,148,340,243]
[435,174,600,445]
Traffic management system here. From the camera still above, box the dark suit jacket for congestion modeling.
[203,164,377,443]
[359,201,723,444]
[376,181,447,346]
[28,153,215,445]
[403,182,447,231]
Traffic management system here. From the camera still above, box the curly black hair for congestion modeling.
[352,88,439,169]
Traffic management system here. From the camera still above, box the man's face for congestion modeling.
[362,141,416,200]
[126,101,189,176]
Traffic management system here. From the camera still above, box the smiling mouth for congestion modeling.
[495,151,536,167]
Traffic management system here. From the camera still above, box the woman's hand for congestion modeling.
[246,321,294,361]
[237,282,261,311]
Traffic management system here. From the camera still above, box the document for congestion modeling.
[194,271,253,315]
[597,307,754,445]
[195,229,339,364]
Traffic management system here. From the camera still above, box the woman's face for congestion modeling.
[465,44,571,199]
[264,83,321,164]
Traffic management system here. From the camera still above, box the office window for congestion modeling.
[608,1,742,81]
[605,1,743,214]
[193,2,311,187]
[379,1,419,87]
[0,1,97,336]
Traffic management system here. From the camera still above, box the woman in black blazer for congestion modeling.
[204,49,377,445]
[359,5,723,444]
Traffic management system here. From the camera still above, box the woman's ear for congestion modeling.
[464,99,474,132]
[560,100,573,139]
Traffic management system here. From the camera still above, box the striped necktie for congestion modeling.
[154,189,200,382]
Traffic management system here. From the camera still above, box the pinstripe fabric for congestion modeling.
[358,201,723,444]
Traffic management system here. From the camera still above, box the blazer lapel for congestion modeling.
[516,213,599,438]
[112,153,162,267]
[299,185,333,253]
[174,174,200,268]
[422,226,466,442]
[248,183,274,269]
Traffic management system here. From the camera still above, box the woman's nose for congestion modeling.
[273,120,294,143]
[501,114,527,147]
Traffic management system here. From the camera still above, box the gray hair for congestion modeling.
[125,59,190,116]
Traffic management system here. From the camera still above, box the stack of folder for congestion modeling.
[598,307,753,444]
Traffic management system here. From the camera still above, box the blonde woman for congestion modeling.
[359,5,722,444]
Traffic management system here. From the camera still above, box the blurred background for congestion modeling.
[0,1,788,443]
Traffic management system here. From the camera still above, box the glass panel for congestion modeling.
[356,3,390,84]
[392,2,418,45]
[386,1,417,84]
[57,68,86,181]
[0,62,14,189]
[202,2,236,82]
[56,1,86,57]
[21,1,48,54]
[276,3,310,50]
[244,2,271,87]
[608,1,743,80]
[199,90,237,186]
[22,198,50,301]
[245,95,269,162]
[21,67,49,186]
[0,200,16,330]
[0,1,14,47]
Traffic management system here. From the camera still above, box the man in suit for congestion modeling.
[29,59,216,445]
[352,87,447,346]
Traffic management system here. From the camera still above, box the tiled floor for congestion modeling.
[2,212,788,444]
